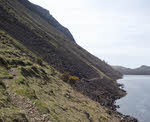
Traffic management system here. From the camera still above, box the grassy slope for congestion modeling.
[0,30,121,121]
[0,0,129,121]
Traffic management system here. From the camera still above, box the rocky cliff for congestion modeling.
[0,0,136,121]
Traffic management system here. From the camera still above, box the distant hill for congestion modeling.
[112,65,150,75]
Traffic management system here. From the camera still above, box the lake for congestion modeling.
[116,75,150,122]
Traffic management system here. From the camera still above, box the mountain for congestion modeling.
[0,0,136,121]
[112,65,150,75]
[18,0,75,42]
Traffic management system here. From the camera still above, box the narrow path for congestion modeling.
[8,92,50,122]
[2,68,50,122]
[82,77,101,82]
[88,77,100,81]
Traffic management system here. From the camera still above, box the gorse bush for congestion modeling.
[69,76,79,81]
[69,76,79,85]
[61,72,79,85]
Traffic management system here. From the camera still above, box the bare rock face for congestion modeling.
[18,0,75,42]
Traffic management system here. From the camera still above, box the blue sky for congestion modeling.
[29,0,150,68]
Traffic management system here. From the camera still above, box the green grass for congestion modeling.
[0,66,12,79]
[0,107,28,122]
[33,100,50,114]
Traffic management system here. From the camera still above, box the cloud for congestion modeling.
[29,0,150,68]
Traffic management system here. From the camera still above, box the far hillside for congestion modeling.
[112,65,150,75]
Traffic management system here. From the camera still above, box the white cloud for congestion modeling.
[29,0,150,68]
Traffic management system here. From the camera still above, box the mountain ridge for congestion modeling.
[18,0,76,42]
[112,65,150,75]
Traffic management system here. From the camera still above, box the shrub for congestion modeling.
[61,72,79,85]
[69,76,79,85]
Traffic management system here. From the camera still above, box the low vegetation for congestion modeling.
[61,72,79,85]
[0,30,121,121]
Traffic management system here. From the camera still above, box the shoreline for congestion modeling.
[113,79,138,122]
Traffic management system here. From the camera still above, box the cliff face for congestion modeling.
[113,65,150,75]
[0,0,134,121]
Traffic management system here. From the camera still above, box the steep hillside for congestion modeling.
[0,0,125,107]
[0,0,122,80]
[0,0,137,121]
[113,65,150,75]
[18,0,75,42]
[0,30,120,121]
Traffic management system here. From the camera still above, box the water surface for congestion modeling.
[116,75,150,122]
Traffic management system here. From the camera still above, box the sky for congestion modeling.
[29,0,150,68]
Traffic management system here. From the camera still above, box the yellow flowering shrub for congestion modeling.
[61,73,79,85]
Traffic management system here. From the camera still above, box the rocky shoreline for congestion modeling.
[76,78,138,121]
[112,82,138,122]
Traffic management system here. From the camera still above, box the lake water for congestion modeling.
[116,75,150,122]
